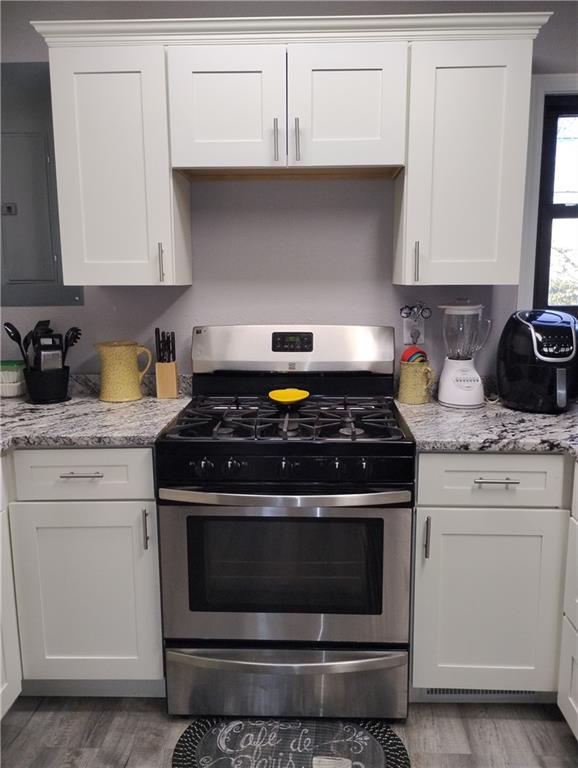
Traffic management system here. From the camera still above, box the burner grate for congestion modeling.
[165,395,404,443]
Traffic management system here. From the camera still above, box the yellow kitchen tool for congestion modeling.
[268,388,310,406]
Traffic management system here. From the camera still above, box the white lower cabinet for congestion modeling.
[1,507,22,717]
[558,616,578,739]
[413,506,567,691]
[10,500,162,680]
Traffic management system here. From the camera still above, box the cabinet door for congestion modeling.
[168,45,286,168]
[288,42,407,167]
[1,508,22,717]
[49,46,173,285]
[400,40,532,284]
[10,501,162,680]
[558,616,578,741]
[413,506,567,691]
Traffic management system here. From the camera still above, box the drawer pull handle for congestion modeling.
[142,508,150,551]
[424,515,431,559]
[473,477,520,488]
[59,471,104,480]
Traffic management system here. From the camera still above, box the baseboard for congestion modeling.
[21,679,166,697]
[410,686,556,704]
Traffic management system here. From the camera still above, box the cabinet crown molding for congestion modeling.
[31,12,551,46]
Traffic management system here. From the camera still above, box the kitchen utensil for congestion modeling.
[268,388,310,410]
[155,327,161,361]
[96,340,152,402]
[438,304,491,408]
[22,331,34,363]
[34,333,64,370]
[3,323,28,368]
[497,310,577,414]
[401,345,427,363]
[63,327,82,362]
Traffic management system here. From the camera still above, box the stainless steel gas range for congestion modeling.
[155,325,415,718]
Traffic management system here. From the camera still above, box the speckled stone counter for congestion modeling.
[1,387,189,454]
[396,400,578,457]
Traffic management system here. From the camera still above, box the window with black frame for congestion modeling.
[533,94,578,316]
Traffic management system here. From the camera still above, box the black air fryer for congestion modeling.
[497,310,577,414]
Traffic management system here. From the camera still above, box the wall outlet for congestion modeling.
[403,317,425,345]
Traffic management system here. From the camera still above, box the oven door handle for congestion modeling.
[166,649,407,675]
[158,488,411,507]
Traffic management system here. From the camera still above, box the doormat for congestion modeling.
[172,717,410,768]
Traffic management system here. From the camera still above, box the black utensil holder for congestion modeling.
[24,366,70,404]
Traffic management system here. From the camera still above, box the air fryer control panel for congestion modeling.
[517,310,577,363]
[534,327,575,358]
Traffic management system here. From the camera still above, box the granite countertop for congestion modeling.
[397,400,578,457]
[2,374,578,458]
[1,389,188,454]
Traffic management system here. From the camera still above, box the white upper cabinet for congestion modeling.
[168,42,407,168]
[393,39,533,285]
[168,45,286,168]
[287,42,407,167]
[49,45,190,285]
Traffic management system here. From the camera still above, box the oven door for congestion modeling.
[158,488,412,644]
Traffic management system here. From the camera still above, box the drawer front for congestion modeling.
[418,453,568,508]
[564,517,578,630]
[14,448,154,501]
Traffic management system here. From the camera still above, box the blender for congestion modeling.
[438,304,491,408]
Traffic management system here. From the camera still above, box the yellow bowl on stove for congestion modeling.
[268,388,310,406]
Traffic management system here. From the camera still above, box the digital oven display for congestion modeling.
[272,332,313,353]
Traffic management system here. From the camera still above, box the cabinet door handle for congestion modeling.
[473,477,520,487]
[158,242,165,283]
[294,117,301,161]
[59,471,104,480]
[424,515,431,559]
[273,117,279,162]
[142,508,150,550]
[414,241,420,283]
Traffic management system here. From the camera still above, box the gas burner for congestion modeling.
[339,425,366,438]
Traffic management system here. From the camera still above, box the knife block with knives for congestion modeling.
[155,328,178,399]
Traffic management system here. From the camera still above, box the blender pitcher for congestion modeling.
[438,304,491,408]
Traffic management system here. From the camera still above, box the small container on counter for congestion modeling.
[24,366,70,404]
[0,360,26,397]
[397,360,434,405]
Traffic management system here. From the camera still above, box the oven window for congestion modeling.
[187,517,383,614]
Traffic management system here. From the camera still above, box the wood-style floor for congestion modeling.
[1,697,577,768]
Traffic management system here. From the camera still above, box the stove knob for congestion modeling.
[279,457,293,480]
[331,458,342,480]
[197,457,215,479]
[355,457,370,481]
[224,458,241,477]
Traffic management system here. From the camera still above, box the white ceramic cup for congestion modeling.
[312,758,352,768]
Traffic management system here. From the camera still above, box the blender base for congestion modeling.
[438,357,485,408]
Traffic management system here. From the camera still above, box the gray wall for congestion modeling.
[3,1,574,378]
[2,178,502,378]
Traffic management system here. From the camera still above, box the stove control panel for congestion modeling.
[272,332,313,353]
[176,454,414,485]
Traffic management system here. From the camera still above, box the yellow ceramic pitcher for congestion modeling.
[96,340,152,402]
